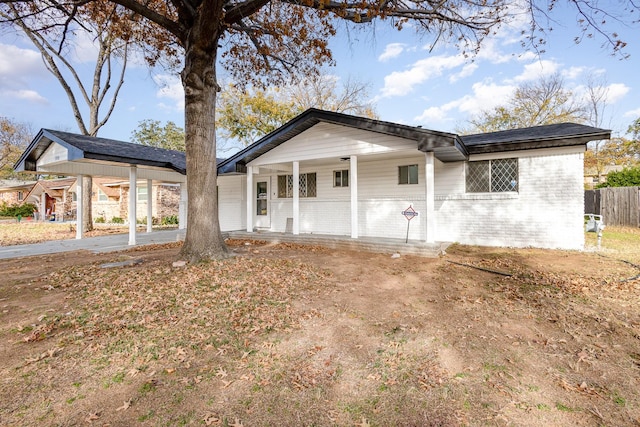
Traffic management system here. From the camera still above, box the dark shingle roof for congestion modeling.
[16,129,187,174]
[461,123,610,154]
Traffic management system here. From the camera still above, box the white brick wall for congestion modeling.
[222,136,586,250]
[435,149,585,249]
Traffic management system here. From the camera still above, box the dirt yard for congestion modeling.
[1,234,639,426]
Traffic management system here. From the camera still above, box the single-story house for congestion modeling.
[216,109,610,250]
[15,109,610,250]
[0,179,36,206]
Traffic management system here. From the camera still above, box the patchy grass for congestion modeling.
[0,235,639,426]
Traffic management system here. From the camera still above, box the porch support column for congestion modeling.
[146,179,153,233]
[76,175,84,239]
[350,155,358,238]
[128,166,137,246]
[178,182,187,230]
[293,161,300,235]
[246,166,254,232]
[40,192,46,222]
[424,152,435,243]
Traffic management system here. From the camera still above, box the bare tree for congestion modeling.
[1,2,132,231]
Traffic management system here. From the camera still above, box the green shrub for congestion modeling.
[597,166,640,188]
[161,215,179,225]
[111,217,124,224]
[0,202,36,217]
[94,217,106,224]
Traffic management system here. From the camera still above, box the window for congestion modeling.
[334,170,349,187]
[17,191,23,201]
[97,189,108,201]
[278,173,317,198]
[137,186,148,202]
[466,158,518,193]
[398,164,418,185]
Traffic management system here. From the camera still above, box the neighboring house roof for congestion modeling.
[461,123,611,154]
[23,177,77,202]
[0,179,36,192]
[15,129,187,175]
[218,109,611,174]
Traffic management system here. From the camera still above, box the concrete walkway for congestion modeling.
[0,229,449,260]
[0,229,185,260]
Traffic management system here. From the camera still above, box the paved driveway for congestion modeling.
[0,229,185,260]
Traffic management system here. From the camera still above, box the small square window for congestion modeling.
[137,186,148,202]
[399,164,418,185]
[97,189,108,201]
[334,170,349,187]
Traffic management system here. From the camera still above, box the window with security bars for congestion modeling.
[466,158,518,193]
[277,173,317,198]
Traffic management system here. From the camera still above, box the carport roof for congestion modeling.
[15,129,188,182]
[16,129,186,173]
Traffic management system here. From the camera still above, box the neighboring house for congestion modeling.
[1,176,180,222]
[584,165,625,189]
[0,179,36,206]
[216,109,610,250]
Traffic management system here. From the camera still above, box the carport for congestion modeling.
[14,129,187,245]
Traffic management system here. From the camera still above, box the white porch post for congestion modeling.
[424,152,435,243]
[76,175,84,239]
[40,193,46,222]
[246,166,254,232]
[128,166,137,245]
[178,182,187,230]
[350,155,358,238]
[146,179,153,233]
[293,161,300,235]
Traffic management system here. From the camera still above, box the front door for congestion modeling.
[255,180,270,229]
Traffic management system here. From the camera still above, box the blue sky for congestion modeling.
[0,3,638,154]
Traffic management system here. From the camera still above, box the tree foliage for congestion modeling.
[131,119,186,151]
[596,166,640,188]
[464,74,587,133]
[2,0,637,261]
[217,75,377,147]
[0,117,32,179]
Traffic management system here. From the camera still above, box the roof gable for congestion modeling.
[217,109,464,174]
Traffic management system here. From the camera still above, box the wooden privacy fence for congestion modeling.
[585,187,640,227]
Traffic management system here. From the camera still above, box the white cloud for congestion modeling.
[71,31,101,63]
[378,54,466,98]
[624,108,640,118]
[378,43,406,62]
[153,74,184,111]
[562,66,586,81]
[0,88,48,105]
[449,63,478,83]
[512,59,560,82]
[605,83,630,103]
[0,43,46,81]
[415,80,516,124]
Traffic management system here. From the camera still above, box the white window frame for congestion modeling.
[333,169,349,187]
[398,164,419,185]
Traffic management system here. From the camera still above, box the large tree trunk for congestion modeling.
[179,26,229,262]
